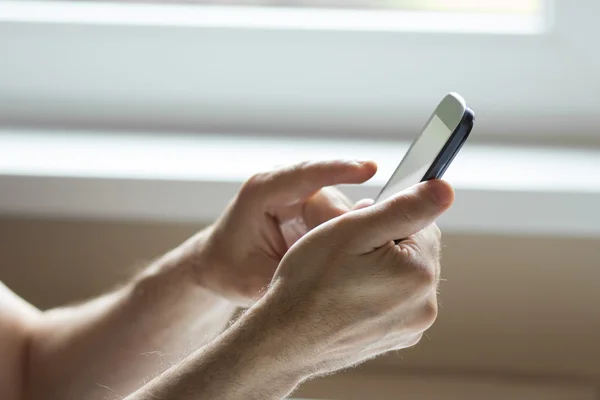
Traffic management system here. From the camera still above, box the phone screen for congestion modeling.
[376,114,453,202]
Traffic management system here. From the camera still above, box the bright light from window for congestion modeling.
[111,0,541,14]
[382,0,541,14]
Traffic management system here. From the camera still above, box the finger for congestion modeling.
[353,198,374,210]
[342,180,454,254]
[303,187,354,229]
[250,160,377,207]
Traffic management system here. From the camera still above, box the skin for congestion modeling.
[0,159,453,400]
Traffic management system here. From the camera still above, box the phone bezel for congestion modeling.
[421,106,474,181]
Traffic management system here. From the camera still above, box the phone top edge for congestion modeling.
[436,93,467,132]
[446,92,467,110]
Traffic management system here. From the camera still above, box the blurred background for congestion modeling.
[1,0,600,399]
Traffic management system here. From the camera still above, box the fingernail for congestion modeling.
[354,159,372,165]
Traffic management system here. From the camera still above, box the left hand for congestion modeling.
[184,160,377,306]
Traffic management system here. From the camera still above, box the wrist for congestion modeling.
[159,225,224,293]
[200,299,312,397]
[253,283,340,377]
[247,287,326,378]
[130,298,311,400]
[132,225,226,303]
[177,225,246,303]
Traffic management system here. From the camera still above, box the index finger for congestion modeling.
[252,160,378,207]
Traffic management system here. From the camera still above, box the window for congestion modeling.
[1,0,600,234]
[0,0,598,147]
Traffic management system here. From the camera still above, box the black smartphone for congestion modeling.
[375,92,475,203]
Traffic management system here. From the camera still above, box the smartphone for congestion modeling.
[375,92,474,203]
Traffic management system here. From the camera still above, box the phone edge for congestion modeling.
[421,107,475,182]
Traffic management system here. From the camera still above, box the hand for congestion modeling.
[185,160,378,306]
[258,180,454,376]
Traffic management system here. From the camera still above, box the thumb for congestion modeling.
[303,187,354,230]
[343,180,454,254]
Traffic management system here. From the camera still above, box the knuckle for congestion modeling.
[295,160,313,170]
[418,298,439,330]
[428,226,443,261]
[406,259,437,291]
[240,172,268,198]
[406,332,424,348]
[290,161,313,188]
[412,228,442,269]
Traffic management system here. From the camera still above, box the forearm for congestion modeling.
[126,300,308,400]
[0,282,41,400]
[25,231,238,400]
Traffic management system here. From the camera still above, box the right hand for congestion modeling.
[180,160,377,307]
[260,179,454,376]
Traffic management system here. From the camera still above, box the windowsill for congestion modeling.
[1,129,599,237]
